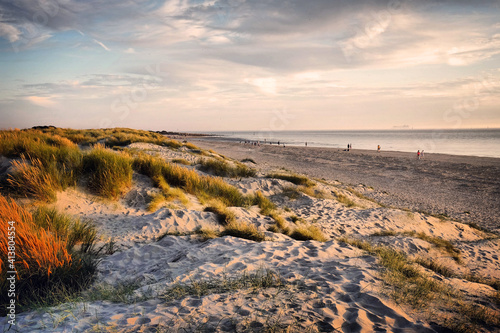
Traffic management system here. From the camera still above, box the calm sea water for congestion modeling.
[203,129,500,158]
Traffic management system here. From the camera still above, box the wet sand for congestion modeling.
[193,139,500,233]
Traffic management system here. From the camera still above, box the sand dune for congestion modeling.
[2,141,499,332]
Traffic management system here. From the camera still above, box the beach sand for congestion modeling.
[2,141,499,332]
[193,139,500,233]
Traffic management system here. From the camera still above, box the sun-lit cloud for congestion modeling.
[0,0,499,130]
[25,96,58,108]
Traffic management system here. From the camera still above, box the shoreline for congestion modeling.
[194,135,500,160]
[192,138,500,233]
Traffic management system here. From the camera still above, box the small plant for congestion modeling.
[223,220,266,242]
[251,191,276,215]
[172,158,191,165]
[183,142,199,150]
[204,200,236,225]
[7,158,60,202]
[335,193,356,207]
[266,173,315,187]
[160,268,282,302]
[133,154,245,206]
[289,224,327,242]
[195,227,221,241]
[282,186,301,200]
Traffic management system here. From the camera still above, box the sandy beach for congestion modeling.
[193,139,500,234]
[2,135,499,332]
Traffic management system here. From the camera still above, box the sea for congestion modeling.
[201,129,500,159]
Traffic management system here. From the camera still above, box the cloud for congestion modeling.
[0,22,21,42]
[25,96,57,107]
[93,39,110,51]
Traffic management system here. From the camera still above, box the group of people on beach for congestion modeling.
[417,150,424,159]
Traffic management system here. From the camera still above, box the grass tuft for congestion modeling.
[0,195,98,315]
[204,199,236,225]
[82,144,133,199]
[289,224,327,242]
[197,158,256,178]
[266,172,315,187]
[223,220,266,242]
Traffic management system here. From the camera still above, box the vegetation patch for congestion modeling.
[172,158,191,165]
[133,154,245,207]
[0,195,99,315]
[204,199,237,225]
[223,220,266,242]
[339,236,500,332]
[266,172,316,187]
[197,158,256,178]
[289,224,327,242]
[82,144,133,199]
[334,192,357,207]
[160,268,283,302]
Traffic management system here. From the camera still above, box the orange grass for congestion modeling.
[0,194,72,278]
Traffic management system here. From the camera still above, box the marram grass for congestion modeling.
[0,195,98,315]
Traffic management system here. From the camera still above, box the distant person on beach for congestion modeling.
[347,143,350,151]
[305,142,307,147]
[421,150,424,158]
[417,150,421,160]
[377,145,380,152]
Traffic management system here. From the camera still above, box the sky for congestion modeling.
[0,0,499,132]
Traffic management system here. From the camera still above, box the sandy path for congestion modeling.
[193,139,500,233]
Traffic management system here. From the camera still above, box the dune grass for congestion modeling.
[223,220,266,242]
[374,230,461,262]
[197,158,256,178]
[289,224,327,242]
[82,144,133,199]
[266,172,316,187]
[339,236,500,332]
[133,153,245,207]
[335,192,357,207]
[204,199,237,225]
[172,158,191,165]
[1,130,83,201]
[251,191,276,215]
[0,195,99,315]
[160,268,283,302]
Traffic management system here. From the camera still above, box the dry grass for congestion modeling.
[289,224,327,242]
[266,172,316,187]
[197,158,256,178]
[82,144,133,199]
[0,195,98,315]
[251,191,276,215]
[339,236,500,331]
[335,192,356,207]
[204,199,237,225]
[7,158,60,202]
[172,158,191,165]
[133,154,245,207]
[223,220,266,242]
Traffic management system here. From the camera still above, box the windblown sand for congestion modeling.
[2,142,499,332]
